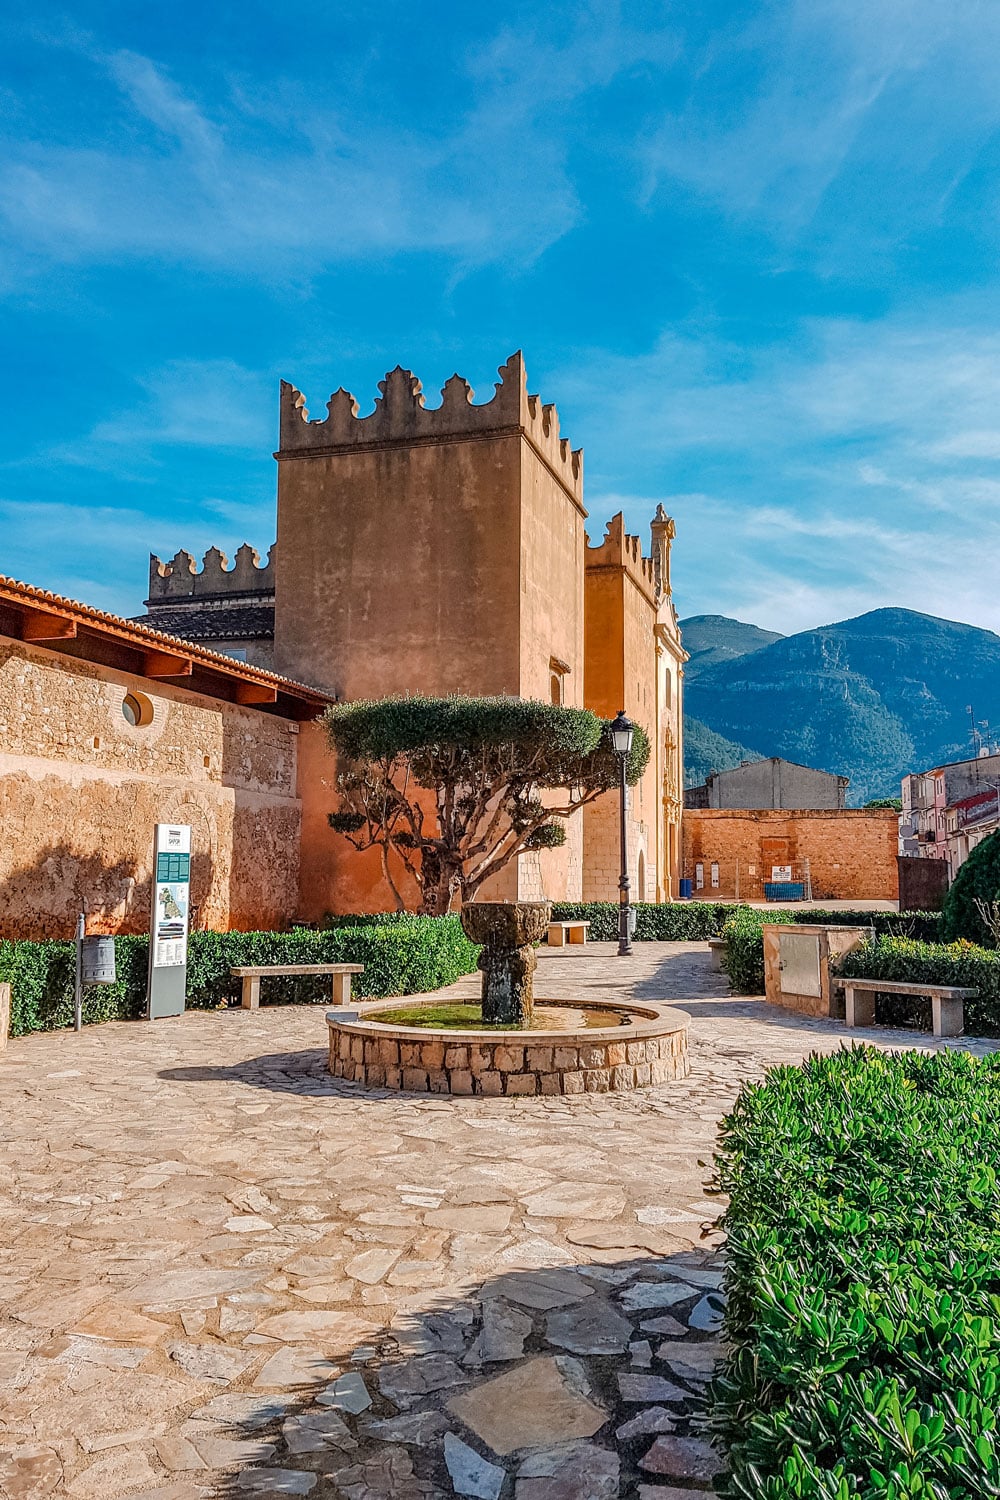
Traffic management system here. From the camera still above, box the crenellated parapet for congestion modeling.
[277,351,583,502]
[147,543,276,603]
[585,513,659,604]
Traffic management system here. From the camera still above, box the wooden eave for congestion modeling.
[0,577,331,721]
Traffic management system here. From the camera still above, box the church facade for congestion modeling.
[141,353,686,914]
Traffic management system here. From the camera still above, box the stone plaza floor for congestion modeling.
[2,941,996,1500]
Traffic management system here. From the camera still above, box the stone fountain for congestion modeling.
[458,900,552,1026]
[325,898,690,1096]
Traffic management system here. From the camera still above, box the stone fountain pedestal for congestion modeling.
[459,901,552,1026]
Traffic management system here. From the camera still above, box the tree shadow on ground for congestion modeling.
[191,1250,726,1500]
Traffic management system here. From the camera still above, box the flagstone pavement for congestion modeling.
[2,941,996,1500]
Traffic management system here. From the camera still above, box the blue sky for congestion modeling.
[3,0,1000,635]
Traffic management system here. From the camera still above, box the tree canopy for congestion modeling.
[941,829,1000,946]
[325,695,650,914]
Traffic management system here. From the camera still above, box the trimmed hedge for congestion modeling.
[712,1045,1000,1499]
[941,829,1000,945]
[550,901,733,941]
[720,908,945,996]
[551,902,941,953]
[836,934,1000,1037]
[0,916,479,1039]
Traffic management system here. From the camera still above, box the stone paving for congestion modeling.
[2,942,996,1500]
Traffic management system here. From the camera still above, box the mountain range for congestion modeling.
[680,608,1000,805]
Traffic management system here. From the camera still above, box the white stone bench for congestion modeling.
[546,921,590,947]
[834,977,977,1037]
[231,964,364,1010]
[707,938,726,971]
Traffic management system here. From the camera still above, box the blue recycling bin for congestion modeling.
[678,878,693,899]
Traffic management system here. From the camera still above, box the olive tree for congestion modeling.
[325,696,650,915]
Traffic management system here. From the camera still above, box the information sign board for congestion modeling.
[771,864,793,882]
[147,824,191,1019]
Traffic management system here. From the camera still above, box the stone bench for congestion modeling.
[546,921,590,947]
[230,964,364,1011]
[834,977,977,1038]
[707,938,726,971]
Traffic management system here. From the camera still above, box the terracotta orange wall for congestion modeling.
[274,438,523,701]
[0,637,302,939]
[682,809,900,902]
[583,554,660,901]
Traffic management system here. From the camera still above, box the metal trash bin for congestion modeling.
[678,878,693,900]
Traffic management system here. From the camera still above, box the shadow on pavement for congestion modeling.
[191,1251,726,1499]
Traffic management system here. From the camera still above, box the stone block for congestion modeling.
[475,1071,503,1096]
[422,1041,446,1070]
[644,1040,662,1062]
[384,1066,402,1089]
[649,1060,672,1084]
[469,1045,493,1074]
[400,1043,422,1068]
[634,1062,651,1088]
[350,1036,364,1063]
[338,1034,352,1058]
[444,1045,469,1070]
[626,1041,646,1065]
[365,1064,386,1088]
[611,1065,634,1091]
[449,1070,474,1095]
[606,1042,627,1066]
[578,1045,606,1070]
[494,1046,525,1073]
[554,1047,579,1070]
[505,1073,538,1095]
[562,1071,585,1094]
[584,1069,611,1093]
[427,1069,450,1093]
[377,1038,400,1067]
[402,1068,429,1092]
[525,1047,554,1073]
[539,1073,562,1095]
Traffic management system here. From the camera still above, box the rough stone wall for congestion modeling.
[682,809,900,902]
[0,638,302,938]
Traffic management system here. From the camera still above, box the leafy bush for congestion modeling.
[712,1046,1000,1499]
[942,830,1000,945]
[719,909,944,995]
[836,934,1000,1036]
[549,901,733,942]
[1,916,479,1038]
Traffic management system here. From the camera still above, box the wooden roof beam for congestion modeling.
[143,649,193,679]
[20,606,77,642]
[235,680,278,706]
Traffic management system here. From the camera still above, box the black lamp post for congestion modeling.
[610,709,634,956]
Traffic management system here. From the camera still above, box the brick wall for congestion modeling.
[682,809,900,902]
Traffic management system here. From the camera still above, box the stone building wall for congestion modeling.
[0,637,303,938]
[682,809,900,903]
[278,354,586,914]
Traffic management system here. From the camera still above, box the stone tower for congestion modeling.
[272,353,587,904]
[272,353,585,706]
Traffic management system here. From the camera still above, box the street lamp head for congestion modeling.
[610,709,634,758]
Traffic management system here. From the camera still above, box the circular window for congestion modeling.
[122,691,154,728]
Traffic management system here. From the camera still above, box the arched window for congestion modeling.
[637,850,646,901]
[550,672,563,705]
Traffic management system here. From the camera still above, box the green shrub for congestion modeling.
[719,909,944,996]
[2,916,479,1038]
[836,934,1000,1036]
[550,901,733,942]
[712,1046,1000,1499]
[941,830,1000,945]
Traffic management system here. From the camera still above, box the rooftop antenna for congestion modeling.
[968,704,982,756]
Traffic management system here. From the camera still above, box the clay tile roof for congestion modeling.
[129,605,276,641]
[0,573,331,706]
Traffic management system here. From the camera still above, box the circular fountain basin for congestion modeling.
[326,996,690,1096]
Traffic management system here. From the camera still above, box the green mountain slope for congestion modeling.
[684,608,1000,805]
[680,614,785,679]
[684,716,763,788]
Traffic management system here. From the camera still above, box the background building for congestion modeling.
[685,757,848,811]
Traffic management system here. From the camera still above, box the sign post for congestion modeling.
[147,824,191,1020]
